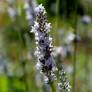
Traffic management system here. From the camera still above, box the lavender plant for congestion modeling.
[58,66,71,92]
[31,4,57,84]
[31,4,71,92]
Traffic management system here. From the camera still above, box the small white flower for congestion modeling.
[35,32,38,36]
[65,32,75,44]
[36,62,42,70]
[35,36,39,40]
[35,4,45,13]
[45,23,52,33]
[52,67,58,72]
[31,26,36,33]
[34,50,40,56]
[50,72,57,81]
[82,15,91,24]
[49,37,52,42]
[57,83,62,90]
[44,76,49,83]
[34,22,39,29]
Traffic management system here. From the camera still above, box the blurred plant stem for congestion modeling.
[16,25,30,92]
[72,16,77,92]
[72,32,77,92]
[55,0,60,45]
[13,5,30,92]
[84,25,90,92]
[21,60,30,92]
[72,1,79,92]
[27,0,37,17]
[50,82,57,92]
[8,76,14,92]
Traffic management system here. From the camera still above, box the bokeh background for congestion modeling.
[0,0,92,92]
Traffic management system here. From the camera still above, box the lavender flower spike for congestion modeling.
[31,4,57,83]
[58,66,71,92]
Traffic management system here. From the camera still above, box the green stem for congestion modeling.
[55,0,60,45]
[84,25,90,92]
[50,82,57,92]
[72,1,79,92]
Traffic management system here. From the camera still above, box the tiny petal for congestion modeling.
[44,76,49,83]
[36,62,42,70]
[45,23,52,33]
[35,4,45,13]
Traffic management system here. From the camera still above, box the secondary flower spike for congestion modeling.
[58,65,71,92]
[31,4,57,83]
